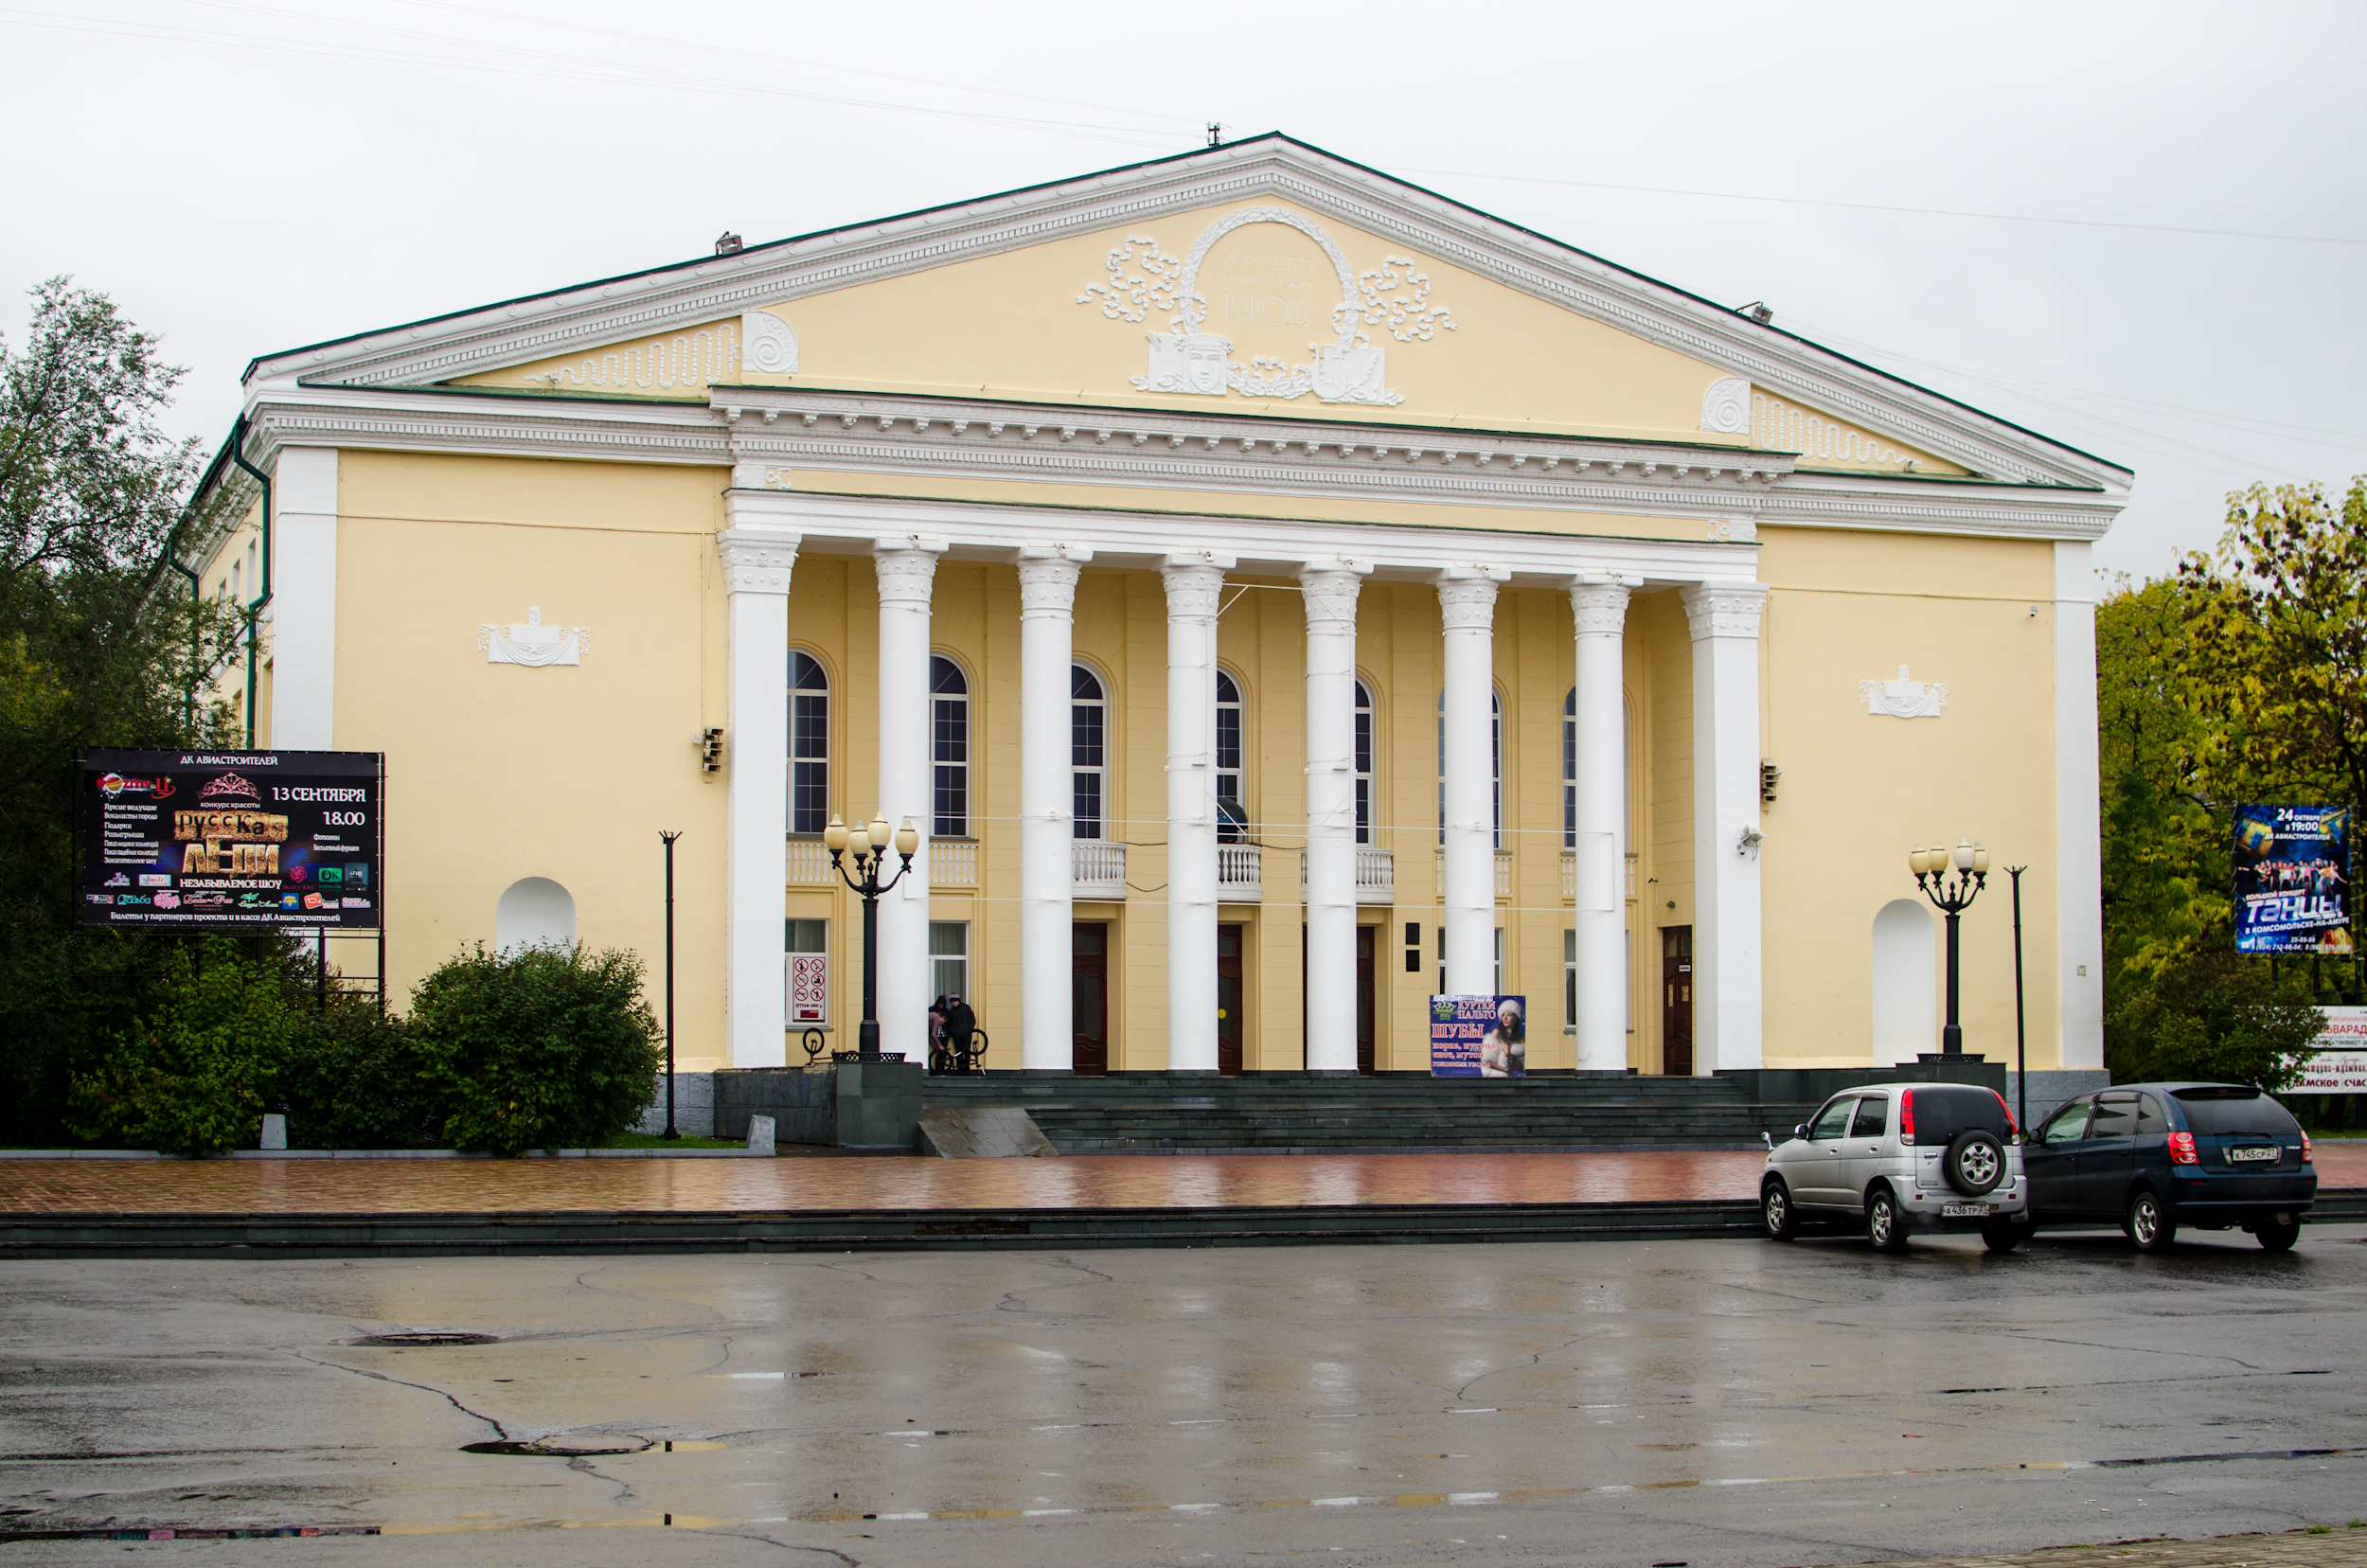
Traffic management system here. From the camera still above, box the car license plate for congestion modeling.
[1942,1202,1989,1218]
[2228,1147,2282,1163]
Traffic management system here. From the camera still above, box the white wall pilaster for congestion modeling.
[718,526,799,1069]
[1570,579,1633,1072]
[269,446,338,749]
[1437,568,1503,996]
[1300,560,1369,1073]
[1162,552,1230,1073]
[2053,542,2104,1070]
[874,538,946,1063]
[1018,544,1089,1071]
[1682,580,1769,1076]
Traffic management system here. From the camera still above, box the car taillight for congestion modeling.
[1898,1089,1914,1145]
[1991,1089,2020,1141]
[2301,1129,2312,1162]
[2167,1131,2198,1165]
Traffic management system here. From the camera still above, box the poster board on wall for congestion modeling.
[1431,994,1527,1078]
[2294,1006,2367,1094]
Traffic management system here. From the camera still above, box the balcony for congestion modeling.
[932,839,977,887]
[1433,849,1514,900]
[1299,846,1396,905]
[1218,844,1263,900]
[785,838,834,886]
[1072,839,1127,900]
[1559,849,1643,900]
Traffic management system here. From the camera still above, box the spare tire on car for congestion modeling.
[1944,1128,2004,1196]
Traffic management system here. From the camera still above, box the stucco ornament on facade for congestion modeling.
[477,606,589,666]
[740,311,799,375]
[1861,665,1948,718]
[1700,376,1752,435]
[1077,206,1454,407]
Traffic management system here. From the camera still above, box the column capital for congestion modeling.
[1160,555,1228,619]
[1681,579,1769,641]
[1016,552,1084,617]
[1434,566,1503,632]
[1297,560,1369,633]
[873,536,948,609]
[716,528,799,595]
[1570,579,1633,636]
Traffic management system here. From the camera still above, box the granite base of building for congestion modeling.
[712,1062,925,1149]
[635,1073,718,1137]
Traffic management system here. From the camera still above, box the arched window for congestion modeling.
[1562,688,1577,849]
[1215,669,1246,843]
[790,651,829,834]
[931,654,970,837]
[1437,689,1503,848]
[1871,899,1938,1063]
[495,877,576,953]
[1071,665,1106,840]
[1353,679,1376,845]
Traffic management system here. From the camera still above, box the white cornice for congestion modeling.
[234,383,2119,543]
[243,138,2127,496]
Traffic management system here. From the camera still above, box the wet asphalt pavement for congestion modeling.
[1,1224,2362,1566]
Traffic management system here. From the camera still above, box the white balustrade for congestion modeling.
[1071,839,1127,900]
[1217,844,1263,900]
[933,839,977,887]
[786,838,834,886]
[1434,849,1513,900]
[1301,846,1395,905]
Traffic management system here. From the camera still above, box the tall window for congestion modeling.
[1436,689,1503,848]
[1354,679,1375,845]
[791,652,829,834]
[1071,665,1106,840]
[931,655,970,837]
[1562,688,1577,849]
[1215,669,1246,842]
[929,921,969,1002]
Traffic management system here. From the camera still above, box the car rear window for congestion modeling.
[1908,1085,2011,1143]
[2171,1088,2301,1136]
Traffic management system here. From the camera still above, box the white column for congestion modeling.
[1437,568,1502,996]
[1301,561,1369,1073]
[874,538,946,1063]
[2054,541,2104,1070]
[1019,544,1090,1071]
[269,446,338,749]
[719,527,799,1069]
[1570,579,1633,1072]
[1163,552,1230,1073]
[1682,580,1769,1076]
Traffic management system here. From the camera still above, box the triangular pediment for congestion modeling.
[254,136,2122,489]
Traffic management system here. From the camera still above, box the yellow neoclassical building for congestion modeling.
[184,135,2124,1082]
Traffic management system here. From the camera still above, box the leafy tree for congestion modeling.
[66,937,293,1155]
[409,944,664,1155]
[2105,938,2322,1092]
[277,1002,446,1150]
[0,278,245,1143]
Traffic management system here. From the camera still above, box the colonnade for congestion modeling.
[716,515,1767,1078]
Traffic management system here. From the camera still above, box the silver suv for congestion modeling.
[1762,1083,2029,1253]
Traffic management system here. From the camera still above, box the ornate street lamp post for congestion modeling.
[824,812,919,1058]
[1911,837,1990,1055]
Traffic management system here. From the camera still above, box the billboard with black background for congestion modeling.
[80,748,383,930]
[2232,804,2351,954]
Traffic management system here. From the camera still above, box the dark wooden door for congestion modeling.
[1217,923,1244,1076]
[1661,926,1694,1077]
[1073,921,1109,1076]
[1356,924,1377,1076]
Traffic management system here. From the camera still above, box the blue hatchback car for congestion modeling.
[2020,1082,2315,1252]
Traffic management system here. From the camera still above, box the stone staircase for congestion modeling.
[920,1072,1820,1153]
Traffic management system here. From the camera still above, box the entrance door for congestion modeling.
[1661,926,1694,1077]
[1356,924,1377,1076]
[1073,921,1109,1076]
[1217,923,1244,1076]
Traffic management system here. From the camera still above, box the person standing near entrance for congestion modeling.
[946,993,977,1070]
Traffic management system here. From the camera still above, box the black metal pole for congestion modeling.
[659,830,683,1139]
[2008,865,2029,1131]
[1941,905,1963,1054]
[859,852,881,1056]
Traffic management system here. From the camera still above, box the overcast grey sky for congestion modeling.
[6,0,2361,579]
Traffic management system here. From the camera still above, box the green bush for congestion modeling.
[2107,942,2323,1092]
[410,944,663,1155]
[277,1002,445,1149]
[67,939,292,1155]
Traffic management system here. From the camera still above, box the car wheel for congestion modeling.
[2126,1188,2176,1253]
[1866,1187,1909,1253]
[1762,1179,1798,1241]
[1944,1130,2006,1196]
[2253,1220,2301,1252]
[1980,1217,2028,1254]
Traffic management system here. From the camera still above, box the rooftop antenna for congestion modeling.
[1206,122,1223,147]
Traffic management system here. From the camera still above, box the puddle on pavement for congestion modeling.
[461,1434,653,1457]
[354,1332,501,1346]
